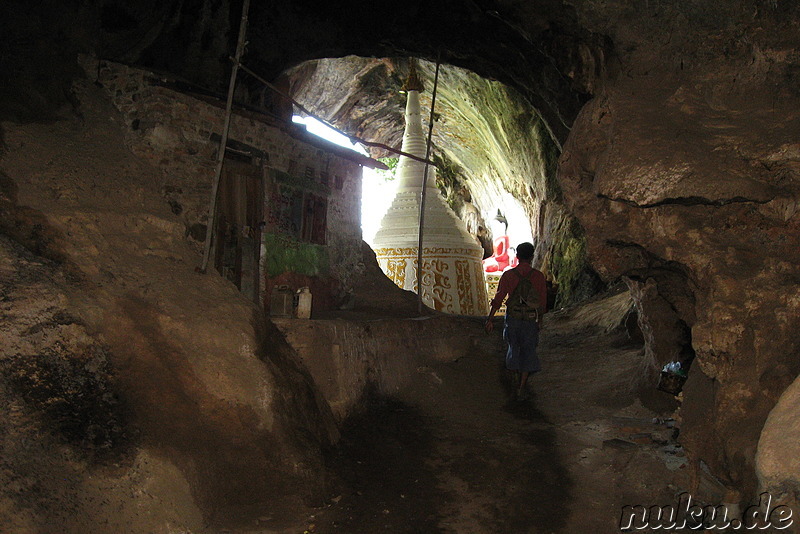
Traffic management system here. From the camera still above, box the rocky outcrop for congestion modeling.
[0,231,206,532]
[757,377,800,515]
[558,20,800,501]
[0,80,338,528]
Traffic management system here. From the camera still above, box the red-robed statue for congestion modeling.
[482,210,518,272]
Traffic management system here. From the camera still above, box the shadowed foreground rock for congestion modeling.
[0,83,339,530]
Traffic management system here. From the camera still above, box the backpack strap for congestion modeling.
[512,266,534,282]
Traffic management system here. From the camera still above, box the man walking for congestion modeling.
[484,242,548,401]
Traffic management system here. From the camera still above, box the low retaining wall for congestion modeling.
[273,315,481,420]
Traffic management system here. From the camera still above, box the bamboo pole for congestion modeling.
[416,55,441,315]
[199,0,251,273]
[236,61,437,167]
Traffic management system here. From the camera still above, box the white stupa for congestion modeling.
[372,64,488,315]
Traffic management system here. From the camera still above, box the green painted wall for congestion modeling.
[263,233,329,277]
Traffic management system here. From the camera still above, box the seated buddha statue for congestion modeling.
[483,235,518,272]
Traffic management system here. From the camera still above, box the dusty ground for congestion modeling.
[217,295,692,534]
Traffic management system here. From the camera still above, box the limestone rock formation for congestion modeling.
[757,377,800,508]
[557,10,800,501]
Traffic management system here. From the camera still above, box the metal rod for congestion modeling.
[236,61,437,166]
[416,55,441,315]
[200,0,251,273]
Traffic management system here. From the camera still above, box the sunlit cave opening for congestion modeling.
[287,57,556,313]
[288,58,540,253]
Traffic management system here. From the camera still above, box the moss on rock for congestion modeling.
[548,218,603,308]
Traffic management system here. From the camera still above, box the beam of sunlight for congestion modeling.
[292,115,363,152]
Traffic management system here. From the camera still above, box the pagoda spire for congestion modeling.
[371,60,488,315]
[397,62,435,191]
[401,61,425,93]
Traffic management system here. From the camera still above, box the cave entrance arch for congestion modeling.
[283,56,565,308]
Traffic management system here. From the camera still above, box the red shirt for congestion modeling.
[490,263,548,312]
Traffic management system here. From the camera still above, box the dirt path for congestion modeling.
[265,299,691,534]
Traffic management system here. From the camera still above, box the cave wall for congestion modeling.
[558,16,800,502]
[0,76,341,528]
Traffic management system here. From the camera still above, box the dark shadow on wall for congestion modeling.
[107,295,332,517]
[256,316,342,479]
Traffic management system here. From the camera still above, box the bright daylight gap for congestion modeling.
[292,115,398,246]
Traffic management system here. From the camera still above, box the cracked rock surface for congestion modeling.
[559,35,800,502]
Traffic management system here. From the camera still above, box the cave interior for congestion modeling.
[1,0,800,531]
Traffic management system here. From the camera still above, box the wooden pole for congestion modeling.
[199,0,251,273]
[416,55,441,315]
